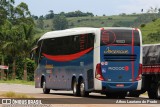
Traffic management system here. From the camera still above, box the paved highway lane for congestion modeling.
[0,83,159,107]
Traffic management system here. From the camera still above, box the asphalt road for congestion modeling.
[0,83,159,107]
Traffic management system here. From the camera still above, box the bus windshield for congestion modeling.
[101,29,140,46]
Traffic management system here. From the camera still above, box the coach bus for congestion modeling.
[32,27,142,98]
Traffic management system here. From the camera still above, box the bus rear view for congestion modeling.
[96,28,142,98]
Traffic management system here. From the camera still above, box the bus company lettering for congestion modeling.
[45,64,53,69]
[104,47,128,54]
[108,66,129,71]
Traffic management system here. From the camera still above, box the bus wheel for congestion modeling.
[157,83,160,99]
[79,80,89,97]
[147,83,157,99]
[73,80,79,96]
[42,80,50,94]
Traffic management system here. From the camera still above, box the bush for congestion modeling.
[14,58,35,81]
[25,58,35,81]
[108,17,112,20]
[152,18,157,22]
[140,24,146,28]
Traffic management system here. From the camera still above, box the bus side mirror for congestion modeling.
[30,52,35,60]
[30,46,38,60]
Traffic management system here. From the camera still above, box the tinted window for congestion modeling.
[101,29,140,46]
[36,40,43,64]
[41,33,94,55]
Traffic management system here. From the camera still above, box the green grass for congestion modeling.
[33,29,49,40]
[140,18,160,44]
[67,15,137,28]
[40,15,138,29]
[141,18,160,36]
[0,91,34,98]
[0,79,34,85]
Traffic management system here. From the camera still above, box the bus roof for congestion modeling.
[38,27,98,41]
[38,27,136,41]
[103,27,134,30]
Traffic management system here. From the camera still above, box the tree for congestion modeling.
[158,8,160,13]
[53,15,68,30]
[37,18,44,29]
[49,10,54,18]
[0,20,13,74]
[32,15,38,20]
[2,24,23,79]
[0,0,15,27]
[147,7,158,13]
[0,6,7,26]
[39,15,44,19]
[15,2,31,18]
[1,21,34,80]
[45,10,54,19]
[14,2,34,80]
[60,12,65,16]
[119,13,126,16]
[21,24,34,80]
[0,1,35,80]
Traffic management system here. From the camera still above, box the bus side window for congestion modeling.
[87,33,95,48]
[79,33,95,51]
[35,40,44,64]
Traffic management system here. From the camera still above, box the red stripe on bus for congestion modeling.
[107,44,132,46]
[132,30,134,82]
[42,47,93,62]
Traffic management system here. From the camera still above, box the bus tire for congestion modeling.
[42,79,50,94]
[147,83,157,99]
[157,83,160,99]
[72,79,80,96]
[79,80,89,97]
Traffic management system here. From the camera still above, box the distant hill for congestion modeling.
[34,13,160,44]
[140,18,160,44]
[37,15,138,30]
[38,13,160,29]
[34,14,139,39]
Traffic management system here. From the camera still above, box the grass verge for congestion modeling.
[0,91,34,98]
[0,79,34,85]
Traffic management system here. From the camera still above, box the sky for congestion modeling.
[14,0,160,16]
